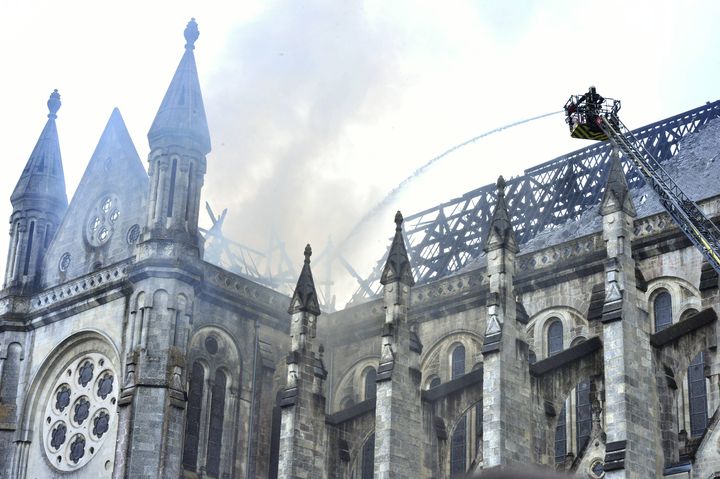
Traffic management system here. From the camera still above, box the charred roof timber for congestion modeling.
[352,100,720,302]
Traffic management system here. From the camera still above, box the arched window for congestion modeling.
[654,291,672,332]
[361,433,375,479]
[451,345,466,380]
[364,367,377,400]
[450,415,467,476]
[689,352,708,437]
[429,377,441,389]
[576,379,592,453]
[182,361,205,472]
[206,369,227,478]
[547,320,563,356]
[184,330,240,478]
[555,403,567,465]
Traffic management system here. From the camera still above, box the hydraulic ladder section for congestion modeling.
[598,115,720,273]
[564,87,720,273]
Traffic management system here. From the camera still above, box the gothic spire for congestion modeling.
[600,150,636,217]
[11,89,68,211]
[484,176,518,253]
[288,244,321,315]
[147,18,211,154]
[381,211,415,286]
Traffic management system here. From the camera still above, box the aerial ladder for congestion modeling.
[564,86,720,273]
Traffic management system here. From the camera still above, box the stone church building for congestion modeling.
[2,18,720,479]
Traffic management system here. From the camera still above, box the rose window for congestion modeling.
[43,352,118,472]
[86,195,120,247]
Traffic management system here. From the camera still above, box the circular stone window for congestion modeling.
[589,459,605,478]
[58,253,71,272]
[86,195,120,247]
[126,224,141,245]
[42,352,118,472]
[205,336,219,355]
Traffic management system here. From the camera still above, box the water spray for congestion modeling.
[340,110,564,247]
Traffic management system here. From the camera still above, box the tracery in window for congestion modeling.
[86,195,121,247]
[42,352,118,472]
[182,329,241,479]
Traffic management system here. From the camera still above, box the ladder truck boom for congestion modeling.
[564,87,720,273]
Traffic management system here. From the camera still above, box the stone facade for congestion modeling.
[1,17,720,479]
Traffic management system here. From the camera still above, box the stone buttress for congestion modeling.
[599,152,663,476]
[373,211,425,478]
[278,245,328,479]
[481,176,533,469]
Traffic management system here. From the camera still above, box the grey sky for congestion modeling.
[1,1,718,303]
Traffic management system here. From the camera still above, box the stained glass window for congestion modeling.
[364,367,377,400]
[206,369,227,477]
[451,345,466,380]
[654,292,672,332]
[361,433,375,479]
[450,415,467,476]
[182,362,205,472]
[548,320,563,356]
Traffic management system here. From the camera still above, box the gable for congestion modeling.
[42,109,148,287]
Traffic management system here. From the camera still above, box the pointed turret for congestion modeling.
[484,176,518,254]
[380,211,415,286]
[147,18,211,154]
[288,244,321,316]
[600,151,636,217]
[11,89,67,210]
[142,18,211,252]
[4,90,68,294]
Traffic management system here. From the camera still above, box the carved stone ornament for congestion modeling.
[42,352,118,472]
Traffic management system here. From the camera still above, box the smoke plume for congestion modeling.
[202,1,403,277]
